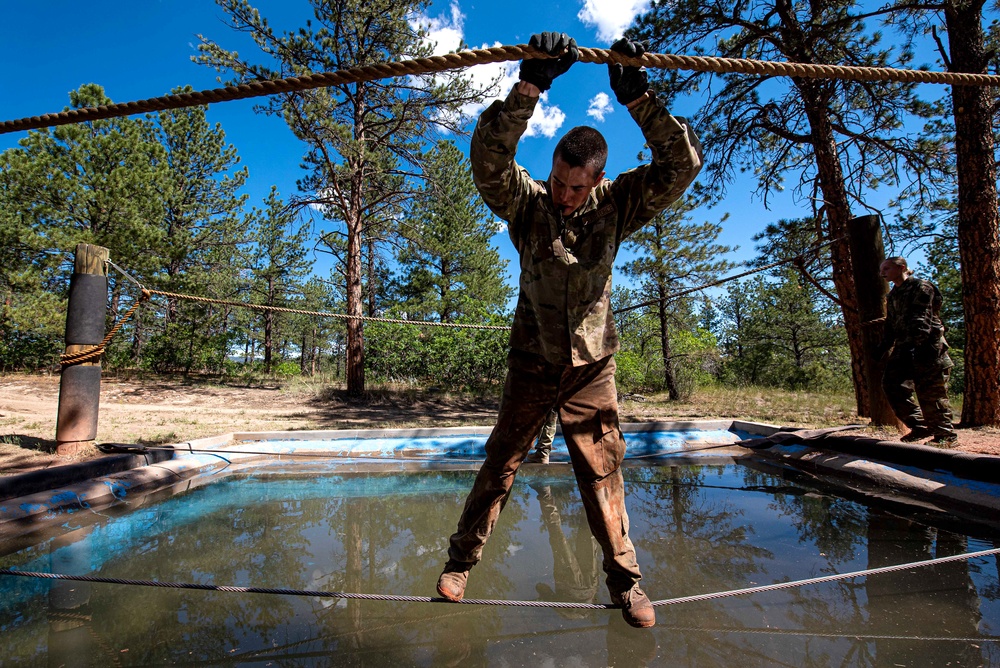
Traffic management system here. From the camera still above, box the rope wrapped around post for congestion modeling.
[4,45,1000,135]
[58,290,150,366]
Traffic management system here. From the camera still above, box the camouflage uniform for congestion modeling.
[536,408,559,452]
[446,86,702,596]
[880,276,956,438]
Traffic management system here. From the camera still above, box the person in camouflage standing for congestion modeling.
[435,31,703,628]
[877,257,958,446]
[524,407,559,464]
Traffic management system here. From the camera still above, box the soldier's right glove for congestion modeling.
[608,38,649,105]
[519,32,579,92]
[914,341,942,365]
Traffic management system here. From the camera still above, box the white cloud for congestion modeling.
[451,47,517,122]
[440,46,568,139]
[414,1,465,56]
[586,92,614,122]
[577,0,652,43]
[525,91,567,138]
[408,5,569,137]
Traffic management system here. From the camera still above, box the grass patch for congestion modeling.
[621,384,860,428]
[137,432,180,446]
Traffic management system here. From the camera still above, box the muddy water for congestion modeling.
[2,463,999,666]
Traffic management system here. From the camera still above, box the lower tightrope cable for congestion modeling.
[2,546,998,609]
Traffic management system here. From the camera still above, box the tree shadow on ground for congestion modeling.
[304,389,501,429]
[3,435,57,454]
[0,435,63,474]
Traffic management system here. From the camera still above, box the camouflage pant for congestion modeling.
[882,353,955,436]
[535,407,559,453]
[447,349,642,595]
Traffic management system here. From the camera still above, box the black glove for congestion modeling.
[914,341,942,365]
[519,32,579,92]
[608,38,649,105]
[895,344,916,364]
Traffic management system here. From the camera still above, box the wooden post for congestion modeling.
[55,243,109,455]
[847,215,901,427]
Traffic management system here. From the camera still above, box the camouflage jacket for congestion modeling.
[470,87,703,366]
[882,276,952,368]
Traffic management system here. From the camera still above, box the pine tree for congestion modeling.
[395,140,511,322]
[629,0,945,413]
[0,84,166,369]
[889,0,1000,425]
[246,188,313,374]
[621,195,734,399]
[196,0,488,394]
[718,271,851,390]
[136,89,251,373]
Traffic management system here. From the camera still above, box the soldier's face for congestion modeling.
[549,157,604,217]
[880,261,905,285]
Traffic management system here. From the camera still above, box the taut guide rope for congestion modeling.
[614,236,844,315]
[2,546,999,612]
[4,45,1000,135]
[56,235,857,365]
[143,288,510,330]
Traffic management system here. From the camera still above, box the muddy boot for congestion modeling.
[900,426,932,443]
[524,445,550,464]
[436,560,472,601]
[928,432,958,447]
[611,584,656,628]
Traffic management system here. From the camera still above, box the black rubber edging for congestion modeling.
[0,448,175,502]
[744,432,1000,483]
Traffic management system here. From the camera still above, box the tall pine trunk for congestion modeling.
[656,286,681,400]
[947,0,1000,426]
[346,211,365,395]
[264,275,275,374]
[798,79,867,415]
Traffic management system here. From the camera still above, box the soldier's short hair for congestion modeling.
[884,256,913,277]
[553,126,608,176]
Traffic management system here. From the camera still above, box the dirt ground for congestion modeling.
[1,373,998,477]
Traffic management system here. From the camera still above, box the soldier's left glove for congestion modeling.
[519,32,579,92]
[608,38,649,105]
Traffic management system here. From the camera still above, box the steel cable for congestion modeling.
[3,546,998,609]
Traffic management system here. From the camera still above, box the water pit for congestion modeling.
[1,421,998,666]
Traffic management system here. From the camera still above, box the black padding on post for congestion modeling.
[65,273,108,345]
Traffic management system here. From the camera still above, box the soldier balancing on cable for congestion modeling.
[435,31,703,629]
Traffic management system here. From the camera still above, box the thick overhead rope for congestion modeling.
[4,45,1000,135]
[2,546,998,608]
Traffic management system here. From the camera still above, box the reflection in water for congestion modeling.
[0,464,997,666]
[48,529,93,668]
[866,512,982,667]
[529,481,600,615]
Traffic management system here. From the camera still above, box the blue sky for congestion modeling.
[1,0,803,296]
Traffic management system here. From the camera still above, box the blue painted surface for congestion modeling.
[234,428,750,461]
